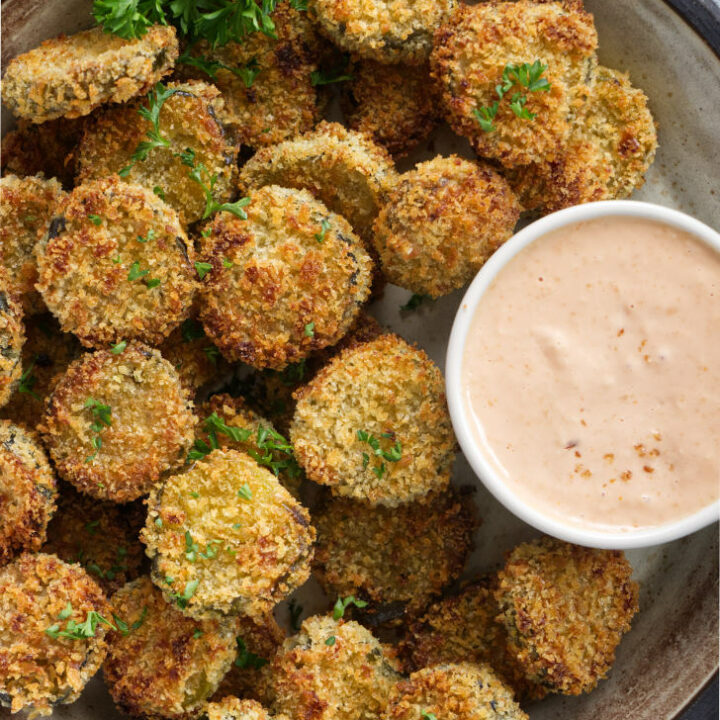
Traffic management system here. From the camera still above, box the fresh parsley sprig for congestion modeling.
[357,430,402,480]
[332,595,368,620]
[85,398,112,463]
[474,60,551,132]
[45,609,116,640]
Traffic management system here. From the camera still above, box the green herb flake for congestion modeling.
[88,214,103,226]
[234,637,267,669]
[128,262,150,282]
[145,277,162,289]
[137,229,156,243]
[325,635,336,646]
[314,218,330,243]
[332,595,368,620]
[18,359,40,400]
[110,340,127,354]
[237,484,253,501]
[193,629,204,639]
[304,322,315,338]
[195,261,212,280]
[222,258,233,268]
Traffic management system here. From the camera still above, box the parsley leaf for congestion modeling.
[473,102,499,133]
[304,322,314,338]
[400,293,431,312]
[235,637,267,669]
[311,54,352,86]
[325,635,336,646]
[171,579,199,609]
[110,340,127,354]
[357,430,402,480]
[195,261,212,279]
[237,484,253,500]
[314,218,330,243]
[18,359,40,400]
[128,262,150,281]
[332,595,368,620]
[88,214,103,226]
[45,610,116,640]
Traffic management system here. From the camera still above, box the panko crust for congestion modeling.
[385,662,528,720]
[178,4,323,148]
[43,482,145,595]
[142,449,315,621]
[197,185,372,369]
[0,174,66,315]
[1,25,178,123]
[373,155,520,297]
[313,487,477,626]
[0,552,111,717]
[196,394,303,499]
[270,615,403,720]
[401,576,547,701]
[0,421,57,566]
[340,61,440,157]
[0,272,25,409]
[41,344,196,503]
[243,311,384,436]
[291,334,456,506]
[0,314,81,431]
[104,576,239,720]
[158,317,229,395]
[309,0,457,65]
[1,116,86,189]
[495,537,639,695]
[238,121,397,244]
[430,1,598,167]
[36,176,197,348]
[76,81,237,225]
[207,697,290,720]
[210,612,285,706]
[510,65,658,213]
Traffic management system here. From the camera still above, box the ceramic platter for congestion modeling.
[1,0,718,718]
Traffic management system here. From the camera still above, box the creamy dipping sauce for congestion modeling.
[462,215,720,532]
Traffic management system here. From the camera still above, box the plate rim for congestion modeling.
[662,0,720,57]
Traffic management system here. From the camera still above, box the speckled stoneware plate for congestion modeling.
[2,1,719,719]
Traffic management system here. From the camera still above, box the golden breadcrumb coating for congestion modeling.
[76,81,237,225]
[1,25,178,123]
[291,333,456,506]
[104,576,239,720]
[401,576,547,701]
[0,421,57,566]
[0,269,25,409]
[309,0,456,65]
[385,662,528,720]
[340,61,440,157]
[0,174,65,315]
[207,697,290,720]
[373,155,520,297]
[495,536,639,695]
[196,394,303,499]
[238,121,397,245]
[510,65,658,213]
[178,4,323,149]
[1,116,86,189]
[243,311,384,436]
[142,449,315,621]
[158,316,229,395]
[197,185,372,369]
[36,176,197,348]
[431,1,598,167]
[41,344,196,503]
[0,552,111,717]
[0,314,81,431]
[210,612,285,706]
[313,487,477,626]
[43,482,145,595]
[270,615,403,720]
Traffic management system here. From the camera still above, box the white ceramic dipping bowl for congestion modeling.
[446,200,720,549]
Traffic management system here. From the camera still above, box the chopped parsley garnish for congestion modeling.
[357,430,402,480]
[128,262,150,281]
[18,359,40,400]
[314,218,330,243]
[193,629,204,638]
[304,322,315,338]
[137,229,156,243]
[171,579,199,609]
[119,83,180,177]
[400,293,431,312]
[45,610,116,640]
[237,484,253,501]
[234,57,261,88]
[325,635,336,646]
[289,598,303,631]
[145,277,162,289]
[234,637,267,669]
[58,601,73,620]
[88,214,103,226]
[84,398,112,463]
[110,340,127,354]
[154,516,163,528]
[195,261,213,280]
[332,595,368,620]
[113,607,148,636]
[421,713,438,720]
[153,185,166,200]
[222,258,234,268]
[474,60,551,132]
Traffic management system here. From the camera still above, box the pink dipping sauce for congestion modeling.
[462,215,720,532]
